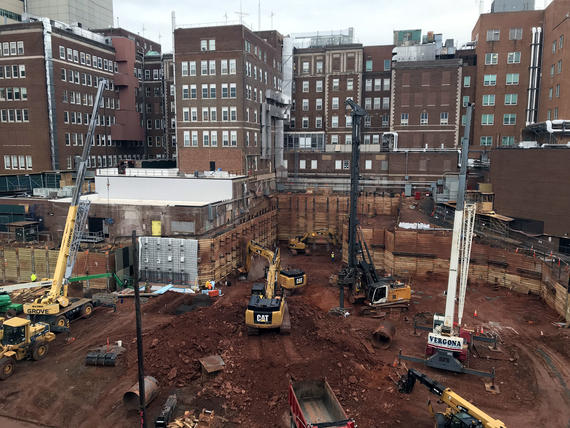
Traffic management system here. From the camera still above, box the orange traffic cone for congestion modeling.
[474,309,478,317]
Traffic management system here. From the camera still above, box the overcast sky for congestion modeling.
[113,0,547,53]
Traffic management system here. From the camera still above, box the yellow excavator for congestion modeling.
[22,78,108,331]
[288,228,339,255]
[240,241,307,292]
[398,368,506,428]
[244,244,291,335]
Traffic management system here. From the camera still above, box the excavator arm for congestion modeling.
[398,369,506,428]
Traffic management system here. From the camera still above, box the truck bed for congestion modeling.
[290,380,349,427]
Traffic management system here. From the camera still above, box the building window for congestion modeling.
[462,96,469,107]
[480,136,493,147]
[230,107,237,121]
[209,60,216,75]
[557,60,562,73]
[190,84,197,99]
[401,113,408,126]
[210,84,216,98]
[440,112,448,125]
[335,160,342,170]
[507,51,521,64]
[181,62,188,76]
[182,85,189,99]
[420,112,428,125]
[200,40,207,51]
[509,28,522,40]
[463,76,471,87]
[365,79,372,91]
[316,80,323,92]
[347,79,354,91]
[554,107,559,119]
[201,61,208,75]
[506,73,519,85]
[302,61,309,73]
[504,93,518,105]
[501,136,515,146]
[189,61,196,76]
[183,131,190,147]
[381,114,389,127]
[316,98,323,110]
[485,53,498,65]
[365,98,372,110]
[482,94,495,106]
[316,61,323,73]
[229,59,236,74]
[346,115,352,127]
[481,114,494,125]
[555,84,560,98]
[343,160,350,170]
[202,84,208,98]
[209,39,215,50]
[332,97,339,109]
[365,60,373,71]
[302,99,309,111]
[551,64,555,76]
[503,113,516,125]
[311,160,317,170]
[316,116,322,128]
[364,116,371,127]
[384,78,390,91]
[230,131,237,146]
[483,74,497,86]
[202,132,209,146]
[382,97,389,110]
[486,29,500,41]
[302,117,309,128]
[331,115,338,127]
[384,59,391,71]
[302,81,309,92]
[332,79,339,90]
[373,97,381,109]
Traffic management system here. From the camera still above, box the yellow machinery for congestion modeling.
[0,317,55,380]
[240,241,307,292]
[22,79,108,331]
[244,242,292,334]
[288,228,339,255]
[398,368,506,428]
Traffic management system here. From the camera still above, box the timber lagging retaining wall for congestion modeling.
[341,226,570,322]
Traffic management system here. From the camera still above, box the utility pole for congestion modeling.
[132,230,146,428]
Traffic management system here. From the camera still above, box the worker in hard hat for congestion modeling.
[330,251,335,263]
[30,273,37,282]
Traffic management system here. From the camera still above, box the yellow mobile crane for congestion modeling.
[22,79,108,331]
[398,368,506,428]
[243,242,296,334]
[288,228,339,255]
[240,241,307,292]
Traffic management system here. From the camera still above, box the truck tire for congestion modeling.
[81,303,94,318]
[55,315,69,329]
[5,309,17,318]
[31,342,49,361]
[0,357,15,380]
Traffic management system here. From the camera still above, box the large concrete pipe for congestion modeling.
[123,376,159,410]
[372,321,396,349]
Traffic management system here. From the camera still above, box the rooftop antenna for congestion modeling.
[116,16,119,28]
[235,0,249,25]
[224,12,228,24]
[270,11,275,29]
[258,0,261,30]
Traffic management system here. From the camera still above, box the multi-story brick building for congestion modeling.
[538,0,570,122]
[0,19,120,172]
[174,24,283,175]
[162,53,176,159]
[390,59,463,149]
[470,8,544,150]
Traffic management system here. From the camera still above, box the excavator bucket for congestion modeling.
[280,301,291,335]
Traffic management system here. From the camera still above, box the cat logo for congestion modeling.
[255,313,270,324]
[295,277,303,285]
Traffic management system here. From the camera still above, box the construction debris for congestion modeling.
[167,409,221,428]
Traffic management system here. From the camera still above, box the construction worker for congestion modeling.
[330,251,335,263]
[30,273,37,282]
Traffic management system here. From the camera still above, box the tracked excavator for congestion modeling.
[240,241,307,292]
[244,242,291,334]
[398,368,506,428]
[288,228,339,255]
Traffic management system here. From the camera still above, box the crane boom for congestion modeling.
[24,78,107,315]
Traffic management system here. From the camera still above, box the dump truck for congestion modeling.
[289,380,356,428]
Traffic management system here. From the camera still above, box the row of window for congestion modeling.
[181,106,243,122]
[462,93,519,107]
[365,78,390,92]
[483,73,519,86]
[180,59,237,76]
[0,64,26,79]
[182,130,239,147]
[364,97,390,110]
[146,136,165,147]
[67,154,141,170]
[3,155,32,170]
[63,90,117,110]
[58,45,116,73]
[146,119,165,130]
[64,111,114,126]
[549,60,563,76]
[399,112,452,126]
[298,78,359,93]
[144,86,163,97]
[484,51,521,65]
[245,61,272,86]
[365,59,391,72]
[1,41,24,57]
[292,159,383,171]
[291,114,389,129]
[181,83,237,100]
[551,35,564,53]
[291,115,353,128]
[546,107,560,120]
[64,132,113,147]
[0,108,29,122]
[479,136,516,147]
[480,113,517,126]
[485,28,522,42]
[142,68,162,81]
[60,68,114,90]
[0,87,27,101]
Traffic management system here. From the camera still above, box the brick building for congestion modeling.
[0,19,120,172]
[173,24,284,175]
[0,0,23,24]
[162,53,176,159]
[470,8,544,150]
[390,59,463,149]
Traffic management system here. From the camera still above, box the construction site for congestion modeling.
[0,91,567,428]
